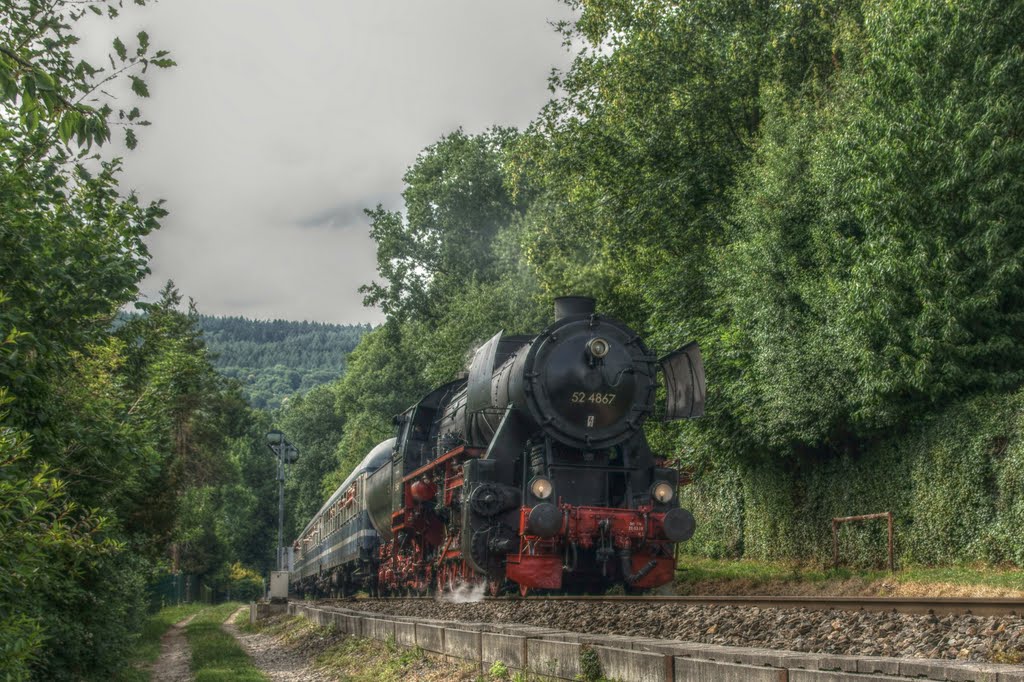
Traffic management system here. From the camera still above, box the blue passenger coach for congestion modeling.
[289,438,394,596]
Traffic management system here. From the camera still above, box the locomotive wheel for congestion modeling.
[519,583,529,597]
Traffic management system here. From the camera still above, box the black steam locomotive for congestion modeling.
[290,296,704,596]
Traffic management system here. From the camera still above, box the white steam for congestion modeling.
[439,580,487,604]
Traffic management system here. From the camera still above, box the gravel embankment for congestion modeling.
[347,599,1024,662]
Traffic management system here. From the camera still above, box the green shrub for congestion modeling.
[214,562,265,602]
[682,389,1024,567]
[578,644,602,682]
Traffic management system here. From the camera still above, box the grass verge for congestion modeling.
[186,602,267,681]
[245,613,478,681]
[676,557,1024,597]
[316,634,478,682]
[120,602,207,681]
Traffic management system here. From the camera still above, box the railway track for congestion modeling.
[329,594,1024,617]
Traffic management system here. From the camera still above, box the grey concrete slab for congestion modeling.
[384,614,418,623]
[689,643,783,665]
[527,638,581,680]
[674,658,788,682]
[708,646,804,668]
[785,653,828,670]
[999,670,1024,682]
[900,658,957,680]
[346,615,364,637]
[487,623,564,638]
[857,657,904,675]
[394,621,416,648]
[636,640,720,658]
[789,671,905,682]
[250,602,288,623]
[944,664,1010,682]
[595,645,672,682]
[417,618,451,628]
[514,626,568,638]
[630,637,674,651]
[365,618,395,642]
[416,623,446,654]
[581,634,640,649]
[813,655,861,672]
[446,621,492,633]
[482,633,527,670]
[444,628,482,664]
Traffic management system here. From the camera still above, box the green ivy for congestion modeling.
[681,389,1024,566]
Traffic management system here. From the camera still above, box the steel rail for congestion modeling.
[328,595,1024,617]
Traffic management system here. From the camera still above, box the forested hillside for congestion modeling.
[196,316,369,408]
[277,0,1024,570]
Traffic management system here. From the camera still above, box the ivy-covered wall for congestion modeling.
[680,390,1024,567]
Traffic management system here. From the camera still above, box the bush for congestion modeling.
[216,562,265,602]
[681,388,1024,567]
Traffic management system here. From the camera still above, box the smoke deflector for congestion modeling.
[660,342,706,420]
[467,330,503,413]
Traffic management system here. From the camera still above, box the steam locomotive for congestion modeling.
[289,296,705,597]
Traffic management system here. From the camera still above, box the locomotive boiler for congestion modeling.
[290,296,704,596]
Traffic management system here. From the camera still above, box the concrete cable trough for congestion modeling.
[370,595,1024,618]
[275,601,1024,682]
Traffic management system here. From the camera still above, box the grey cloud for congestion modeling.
[295,201,375,230]
[109,0,576,324]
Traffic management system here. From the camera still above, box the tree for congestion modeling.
[718,0,1024,450]
[360,128,528,321]
[278,385,347,537]
[0,392,118,678]
[0,3,180,676]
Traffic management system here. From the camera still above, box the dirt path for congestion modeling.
[221,607,335,682]
[151,614,197,682]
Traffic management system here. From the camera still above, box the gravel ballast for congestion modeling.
[344,598,1024,663]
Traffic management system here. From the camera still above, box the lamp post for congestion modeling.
[265,429,298,571]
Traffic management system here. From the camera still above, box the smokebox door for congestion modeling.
[660,342,706,420]
[467,330,503,413]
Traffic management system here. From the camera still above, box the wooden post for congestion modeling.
[832,519,839,567]
[887,511,894,573]
[831,512,895,573]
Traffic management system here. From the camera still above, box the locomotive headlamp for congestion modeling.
[651,481,675,504]
[529,477,554,500]
[587,337,610,359]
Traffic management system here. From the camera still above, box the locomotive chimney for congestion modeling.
[554,296,596,321]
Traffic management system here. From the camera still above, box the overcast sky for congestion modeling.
[113,1,576,324]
